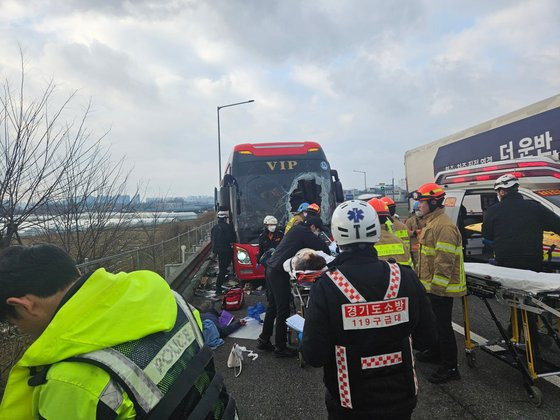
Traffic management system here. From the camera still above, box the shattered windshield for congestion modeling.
[233,158,333,243]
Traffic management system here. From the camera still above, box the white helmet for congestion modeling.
[494,173,519,190]
[217,210,229,218]
[331,200,380,246]
[263,215,278,225]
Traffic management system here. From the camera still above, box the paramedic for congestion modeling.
[482,173,560,271]
[0,244,236,419]
[412,183,466,384]
[258,216,330,357]
[302,200,436,419]
[257,215,284,266]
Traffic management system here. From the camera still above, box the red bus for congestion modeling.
[218,142,344,281]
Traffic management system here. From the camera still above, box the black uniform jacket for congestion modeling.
[256,229,284,262]
[482,191,560,266]
[302,248,436,418]
[266,223,330,272]
[211,220,237,255]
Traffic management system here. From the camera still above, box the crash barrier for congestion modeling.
[77,220,216,277]
[462,263,560,407]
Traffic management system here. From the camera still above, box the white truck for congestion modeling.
[404,94,560,264]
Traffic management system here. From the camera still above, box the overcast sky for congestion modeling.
[1,0,558,196]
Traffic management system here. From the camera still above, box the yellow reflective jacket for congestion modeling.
[387,218,410,247]
[0,268,203,420]
[417,208,466,297]
[375,226,413,267]
[285,213,304,234]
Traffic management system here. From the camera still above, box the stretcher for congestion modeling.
[462,263,560,406]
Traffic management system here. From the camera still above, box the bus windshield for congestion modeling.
[233,158,333,243]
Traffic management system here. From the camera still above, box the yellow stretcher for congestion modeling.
[462,263,560,407]
[465,223,560,261]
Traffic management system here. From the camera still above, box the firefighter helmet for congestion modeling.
[331,200,380,245]
[412,183,445,201]
[307,203,321,214]
[494,173,519,190]
[367,198,390,217]
[380,196,395,206]
[297,202,310,212]
[263,215,278,225]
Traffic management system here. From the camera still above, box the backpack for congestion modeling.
[222,287,244,311]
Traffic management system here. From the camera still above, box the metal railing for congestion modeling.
[76,220,216,276]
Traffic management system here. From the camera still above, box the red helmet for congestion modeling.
[367,198,390,217]
[380,196,395,206]
[307,203,321,214]
[412,183,445,201]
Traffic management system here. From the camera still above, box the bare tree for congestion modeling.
[0,54,104,248]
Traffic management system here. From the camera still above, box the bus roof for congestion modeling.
[233,141,322,157]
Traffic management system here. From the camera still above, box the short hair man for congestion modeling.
[0,244,235,419]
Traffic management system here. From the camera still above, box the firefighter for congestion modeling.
[0,244,236,419]
[285,202,309,234]
[211,210,237,294]
[302,200,436,419]
[381,197,411,248]
[368,198,413,268]
[405,201,425,268]
[412,182,466,383]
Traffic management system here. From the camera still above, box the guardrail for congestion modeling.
[76,220,216,277]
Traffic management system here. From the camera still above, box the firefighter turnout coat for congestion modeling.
[387,218,410,248]
[0,269,235,419]
[375,225,413,268]
[302,249,436,419]
[405,215,425,267]
[417,207,466,297]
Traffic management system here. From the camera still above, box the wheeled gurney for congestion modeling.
[462,263,560,406]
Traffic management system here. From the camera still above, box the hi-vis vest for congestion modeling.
[325,264,418,410]
[29,291,237,419]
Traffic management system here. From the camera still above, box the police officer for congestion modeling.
[0,244,236,419]
[368,198,413,268]
[258,215,330,357]
[211,210,237,294]
[412,182,466,383]
[302,200,436,419]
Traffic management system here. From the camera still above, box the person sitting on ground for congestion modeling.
[199,301,246,338]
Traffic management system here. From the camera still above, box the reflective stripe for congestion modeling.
[335,345,352,409]
[409,336,418,395]
[173,291,205,347]
[420,279,431,292]
[385,220,394,234]
[99,379,123,412]
[445,283,467,293]
[326,270,365,303]
[395,229,408,239]
[144,321,197,384]
[435,241,462,255]
[431,274,450,288]
[420,246,436,256]
[361,351,402,369]
[375,243,405,257]
[384,262,401,299]
[75,347,163,413]
[401,257,413,267]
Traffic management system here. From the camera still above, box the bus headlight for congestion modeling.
[236,247,251,265]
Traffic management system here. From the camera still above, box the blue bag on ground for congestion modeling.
[247,302,266,322]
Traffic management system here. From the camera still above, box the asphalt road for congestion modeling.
[189,286,560,419]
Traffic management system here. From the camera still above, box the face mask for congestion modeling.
[415,210,423,218]
[267,225,277,232]
[313,229,320,236]
[303,212,308,218]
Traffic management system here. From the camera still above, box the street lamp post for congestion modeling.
[217,99,255,184]
[353,170,367,191]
